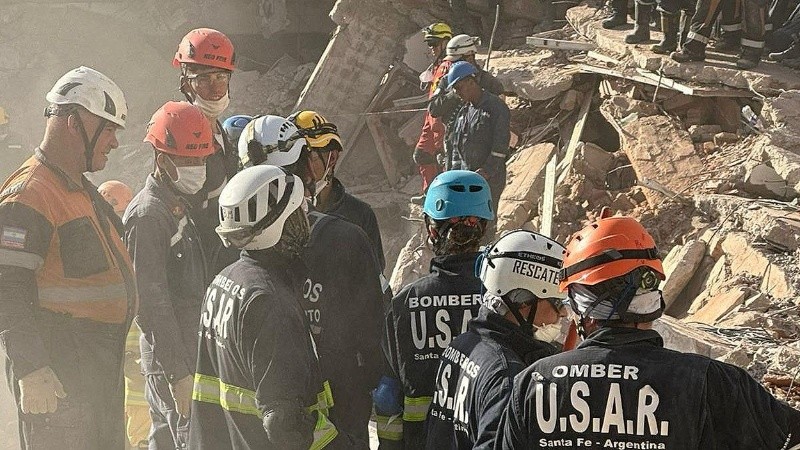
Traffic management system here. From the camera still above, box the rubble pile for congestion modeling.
[384,1,800,395]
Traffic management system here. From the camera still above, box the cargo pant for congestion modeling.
[144,374,189,450]
[684,0,766,55]
[16,312,127,450]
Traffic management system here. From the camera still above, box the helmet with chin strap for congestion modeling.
[45,66,128,171]
[238,115,305,169]
[479,229,567,335]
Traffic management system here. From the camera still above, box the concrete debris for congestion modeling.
[743,164,797,200]
[496,143,555,233]
[661,240,707,310]
[721,232,797,301]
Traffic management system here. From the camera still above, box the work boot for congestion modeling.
[625,3,652,43]
[736,47,762,69]
[652,13,679,53]
[671,43,705,62]
[603,0,629,28]
[711,34,741,53]
[768,42,800,61]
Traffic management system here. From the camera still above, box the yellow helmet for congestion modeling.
[423,22,453,43]
[0,106,8,126]
[289,110,342,149]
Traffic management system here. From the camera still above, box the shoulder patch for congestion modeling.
[1,225,27,249]
[0,181,25,201]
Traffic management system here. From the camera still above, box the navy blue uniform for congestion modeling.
[497,327,800,449]
[425,306,557,449]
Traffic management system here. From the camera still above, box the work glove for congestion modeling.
[413,148,438,166]
[18,366,67,414]
[169,375,194,418]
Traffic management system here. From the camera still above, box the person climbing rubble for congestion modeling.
[189,164,337,449]
[425,229,568,449]
[412,22,454,206]
[445,61,510,238]
[672,0,767,68]
[288,110,387,272]
[123,101,216,449]
[375,170,494,449]
[238,114,385,448]
[172,28,240,273]
[496,215,800,449]
[100,180,149,449]
[0,66,137,449]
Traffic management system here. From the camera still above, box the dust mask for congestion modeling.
[534,322,563,343]
[193,95,230,119]
[163,155,206,195]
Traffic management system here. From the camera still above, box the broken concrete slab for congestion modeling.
[601,99,704,204]
[751,137,800,192]
[491,51,576,101]
[654,316,733,359]
[696,194,800,253]
[717,310,768,328]
[743,164,796,200]
[688,287,749,325]
[688,124,723,143]
[698,227,726,259]
[571,142,614,187]
[666,255,716,318]
[497,143,556,232]
[662,240,707,310]
[721,232,796,300]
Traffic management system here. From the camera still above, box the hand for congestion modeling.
[18,366,67,414]
[169,375,194,418]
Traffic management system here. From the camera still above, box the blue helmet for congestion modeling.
[447,61,478,89]
[222,114,254,145]
[424,170,494,221]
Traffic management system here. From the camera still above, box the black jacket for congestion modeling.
[425,306,557,449]
[322,177,386,272]
[302,211,385,446]
[186,128,240,275]
[379,252,485,449]
[123,174,207,382]
[496,327,800,449]
[189,250,333,449]
[447,91,510,181]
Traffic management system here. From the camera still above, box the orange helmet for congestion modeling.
[173,28,235,71]
[559,216,664,292]
[144,101,215,158]
[98,180,133,215]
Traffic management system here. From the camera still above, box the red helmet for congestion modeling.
[173,28,235,71]
[144,101,215,157]
[559,216,664,292]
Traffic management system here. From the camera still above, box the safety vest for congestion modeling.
[193,375,338,449]
[0,152,136,323]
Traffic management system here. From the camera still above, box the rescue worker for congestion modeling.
[412,22,454,205]
[172,28,240,273]
[429,35,504,140]
[445,61,510,239]
[375,170,494,449]
[288,110,387,271]
[239,115,385,448]
[189,164,337,449]
[496,215,800,448]
[99,180,149,449]
[0,66,137,449]
[672,0,767,68]
[221,114,253,154]
[425,230,568,449]
[123,101,216,449]
[625,0,694,53]
[712,0,745,52]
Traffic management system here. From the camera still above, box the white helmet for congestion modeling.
[216,165,305,251]
[444,34,480,62]
[238,115,305,169]
[479,229,567,301]
[45,66,127,128]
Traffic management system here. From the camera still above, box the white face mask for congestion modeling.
[534,322,563,343]
[169,164,206,195]
[193,95,230,119]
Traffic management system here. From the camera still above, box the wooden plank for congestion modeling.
[526,36,596,51]
[587,50,622,65]
[634,69,751,97]
[556,90,593,185]
[540,154,558,237]
[365,115,400,187]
